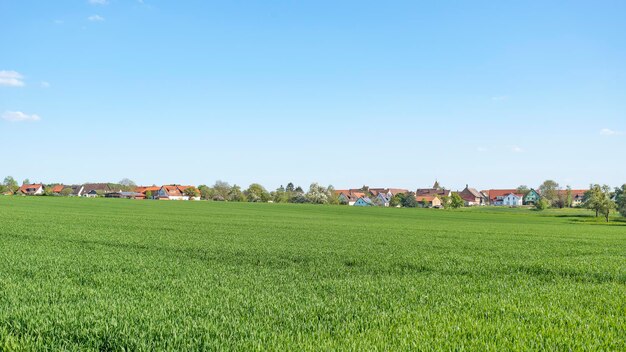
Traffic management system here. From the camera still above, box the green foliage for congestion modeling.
[449,193,464,209]
[616,184,626,217]
[539,180,560,206]
[534,198,549,211]
[3,176,18,194]
[144,190,153,199]
[401,193,417,208]
[389,193,404,207]
[245,183,270,202]
[0,198,624,350]
[228,185,245,202]
[183,187,199,198]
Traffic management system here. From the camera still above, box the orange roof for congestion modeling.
[19,184,43,193]
[416,196,439,202]
[161,185,199,197]
[135,186,160,194]
[51,185,64,193]
[486,189,519,200]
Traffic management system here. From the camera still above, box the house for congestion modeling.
[81,183,119,198]
[50,184,65,194]
[69,185,84,197]
[415,196,442,208]
[135,186,161,199]
[376,192,391,206]
[485,189,520,205]
[18,184,44,195]
[157,185,201,200]
[416,181,452,198]
[335,190,366,206]
[105,191,146,199]
[557,189,588,207]
[353,197,373,206]
[502,193,524,206]
[524,189,541,205]
[458,185,486,206]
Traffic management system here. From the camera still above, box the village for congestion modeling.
[4,178,594,209]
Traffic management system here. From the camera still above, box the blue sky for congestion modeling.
[1,0,625,191]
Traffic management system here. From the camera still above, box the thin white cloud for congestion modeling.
[491,96,509,101]
[88,15,105,22]
[600,128,623,136]
[0,70,25,87]
[88,0,109,5]
[40,81,51,88]
[2,111,41,122]
[476,147,488,152]
[511,146,523,153]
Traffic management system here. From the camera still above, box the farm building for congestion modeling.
[458,185,486,206]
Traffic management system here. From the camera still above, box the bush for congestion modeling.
[534,199,549,211]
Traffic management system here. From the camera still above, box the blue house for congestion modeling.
[524,189,541,205]
[353,197,373,206]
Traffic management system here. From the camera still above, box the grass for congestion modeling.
[0,197,624,351]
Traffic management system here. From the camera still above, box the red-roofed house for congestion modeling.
[416,196,442,208]
[458,185,487,206]
[486,189,519,205]
[18,184,44,195]
[51,185,65,194]
[157,185,201,200]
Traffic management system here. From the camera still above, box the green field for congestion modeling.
[1,197,624,351]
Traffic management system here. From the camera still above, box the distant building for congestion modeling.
[485,189,520,205]
[502,193,524,206]
[353,197,373,206]
[557,189,588,207]
[458,185,486,206]
[416,181,452,198]
[105,192,146,199]
[135,186,161,199]
[157,185,201,200]
[416,196,442,208]
[50,185,65,194]
[18,184,44,195]
[81,183,120,198]
[524,189,541,205]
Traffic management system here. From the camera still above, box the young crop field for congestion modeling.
[0,197,625,350]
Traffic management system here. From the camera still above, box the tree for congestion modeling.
[534,198,549,211]
[295,186,304,193]
[0,184,6,194]
[4,176,19,194]
[272,186,289,203]
[449,193,464,209]
[615,184,626,217]
[584,184,603,217]
[61,188,73,196]
[402,193,417,208]
[516,185,530,196]
[245,183,270,202]
[286,183,295,192]
[440,196,451,209]
[22,178,30,185]
[228,185,245,202]
[119,178,136,187]
[539,180,560,206]
[213,180,230,200]
[183,187,199,198]
[326,185,340,205]
[145,190,153,199]
[389,193,404,207]
[584,184,614,221]
[198,185,213,200]
[305,183,330,204]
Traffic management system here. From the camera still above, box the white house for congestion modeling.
[157,185,201,200]
[18,184,44,195]
[502,193,524,206]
